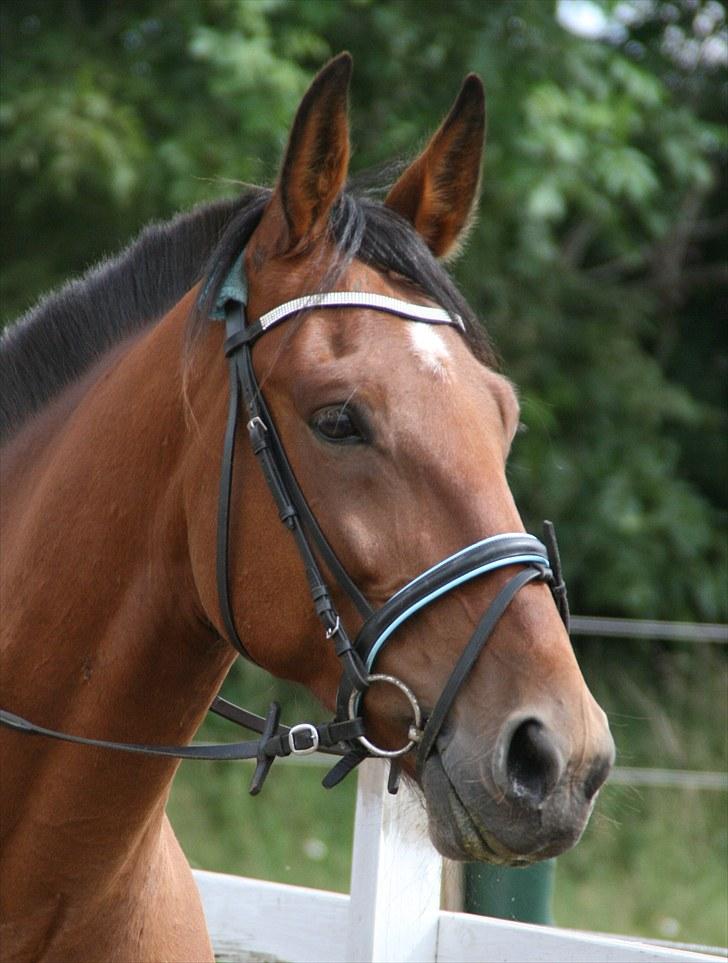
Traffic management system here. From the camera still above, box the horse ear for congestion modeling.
[270,52,352,253]
[385,74,485,259]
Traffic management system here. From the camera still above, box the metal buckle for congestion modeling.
[247,415,267,434]
[287,723,319,756]
[348,673,422,758]
[325,615,341,640]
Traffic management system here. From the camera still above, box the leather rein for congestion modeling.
[0,269,569,797]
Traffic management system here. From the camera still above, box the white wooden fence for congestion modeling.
[193,760,725,963]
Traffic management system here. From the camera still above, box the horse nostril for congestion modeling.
[583,753,613,801]
[502,718,564,809]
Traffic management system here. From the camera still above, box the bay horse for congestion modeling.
[0,54,614,962]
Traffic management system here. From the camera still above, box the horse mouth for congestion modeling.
[421,750,520,864]
[420,749,576,866]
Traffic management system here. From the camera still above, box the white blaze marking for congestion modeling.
[407,324,451,378]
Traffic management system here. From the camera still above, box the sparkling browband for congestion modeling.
[254,291,465,333]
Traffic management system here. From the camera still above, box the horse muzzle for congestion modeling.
[420,710,615,864]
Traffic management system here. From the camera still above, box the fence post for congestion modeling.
[346,760,443,962]
[464,859,556,924]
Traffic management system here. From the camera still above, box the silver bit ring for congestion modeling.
[348,673,423,758]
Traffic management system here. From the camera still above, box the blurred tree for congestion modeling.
[1,0,725,619]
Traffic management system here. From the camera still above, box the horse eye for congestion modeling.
[311,405,366,444]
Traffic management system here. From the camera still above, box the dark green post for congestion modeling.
[464,859,556,924]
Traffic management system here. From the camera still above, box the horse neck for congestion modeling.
[0,290,235,871]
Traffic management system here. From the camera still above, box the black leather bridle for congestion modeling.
[0,266,569,797]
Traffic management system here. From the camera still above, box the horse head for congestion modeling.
[184,53,615,864]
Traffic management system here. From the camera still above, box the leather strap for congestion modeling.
[321,745,368,789]
[0,707,262,761]
[0,699,363,764]
[416,567,544,776]
[543,520,569,630]
[215,351,254,660]
[353,534,551,667]
[250,290,465,335]
[235,322,373,620]
[222,302,370,691]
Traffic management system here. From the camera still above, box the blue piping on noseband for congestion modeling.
[386,533,543,604]
[365,550,549,672]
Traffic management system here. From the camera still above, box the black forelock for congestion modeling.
[193,185,494,365]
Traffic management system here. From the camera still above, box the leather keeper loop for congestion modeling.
[341,649,369,692]
[333,633,353,657]
[322,748,367,790]
[279,505,296,525]
[224,316,263,356]
[247,418,269,454]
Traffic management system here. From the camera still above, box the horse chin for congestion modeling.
[421,752,518,864]
[420,750,587,866]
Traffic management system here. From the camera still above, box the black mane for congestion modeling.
[0,194,249,442]
[1,186,493,443]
